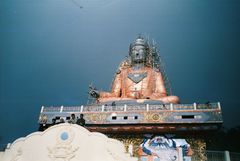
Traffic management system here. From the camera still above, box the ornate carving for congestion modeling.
[152,113,160,121]
[85,113,107,123]
[109,134,205,161]
[187,139,207,161]
[11,148,22,161]
[143,112,172,123]
[48,128,79,161]
[108,134,143,157]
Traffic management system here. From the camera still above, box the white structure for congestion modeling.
[0,123,137,161]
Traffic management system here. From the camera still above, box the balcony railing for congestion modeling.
[40,102,221,113]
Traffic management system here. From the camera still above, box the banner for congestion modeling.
[139,135,193,161]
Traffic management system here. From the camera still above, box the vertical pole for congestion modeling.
[80,105,83,112]
[170,103,173,111]
[178,147,183,161]
[224,151,231,161]
[102,105,104,112]
[124,104,127,111]
[218,102,222,110]
[40,106,44,113]
[193,103,197,110]
[60,106,63,113]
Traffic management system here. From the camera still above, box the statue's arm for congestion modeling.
[99,72,122,98]
[151,71,167,98]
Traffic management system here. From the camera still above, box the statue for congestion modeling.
[89,36,179,104]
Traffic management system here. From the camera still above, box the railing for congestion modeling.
[204,150,240,161]
[42,106,61,112]
[62,106,82,112]
[40,102,221,113]
[230,152,240,161]
[105,106,125,111]
[148,104,170,110]
[82,106,103,112]
[205,150,225,161]
[127,105,147,111]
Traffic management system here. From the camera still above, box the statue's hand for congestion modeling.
[89,86,100,98]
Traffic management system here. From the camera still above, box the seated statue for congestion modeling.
[89,37,180,104]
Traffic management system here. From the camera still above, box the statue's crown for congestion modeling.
[130,37,148,48]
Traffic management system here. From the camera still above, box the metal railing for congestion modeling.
[230,152,240,161]
[40,102,221,113]
[204,150,240,161]
[205,150,225,161]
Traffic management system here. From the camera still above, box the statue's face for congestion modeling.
[130,45,147,63]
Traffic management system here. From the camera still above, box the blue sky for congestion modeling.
[0,0,240,145]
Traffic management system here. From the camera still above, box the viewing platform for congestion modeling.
[38,102,223,133]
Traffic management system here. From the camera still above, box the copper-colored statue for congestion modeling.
[89,37,179,104]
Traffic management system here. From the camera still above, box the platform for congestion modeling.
[38,102,223,133]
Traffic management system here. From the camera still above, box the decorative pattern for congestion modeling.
[3,124,138,161]
[188,139,207,161]
[61,132,69,141]
[152,113,160,121]
[48,128,79,161]
[108,134,143,157]
[85,113,107,123]
[144,112,171,123]
[11,148,22,161]
[128,72,147,83]
[109,134,206,161]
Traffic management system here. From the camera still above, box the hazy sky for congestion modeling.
[0,0,240,145]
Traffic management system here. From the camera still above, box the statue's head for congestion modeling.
[129,37,148,64]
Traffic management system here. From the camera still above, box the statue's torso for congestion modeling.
[120,67,156,99]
